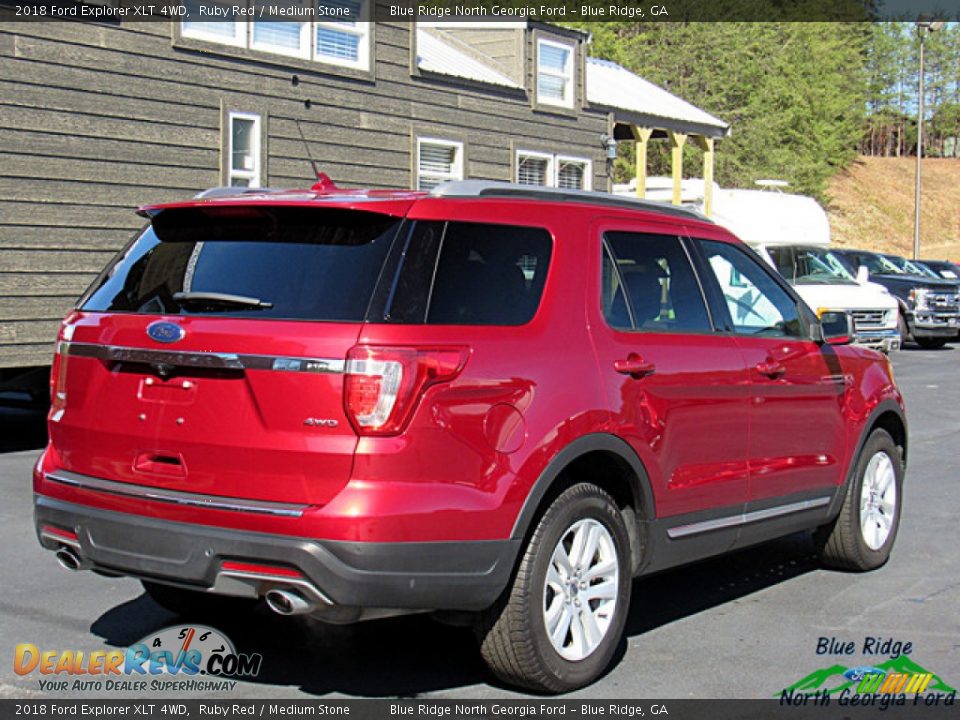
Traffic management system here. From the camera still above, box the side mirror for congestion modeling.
[856,265,870,283]
[819,310,854,345]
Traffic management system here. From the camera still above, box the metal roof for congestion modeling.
[586,58,729,136]
[416,29,521,89]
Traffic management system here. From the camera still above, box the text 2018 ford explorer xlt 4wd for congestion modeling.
[34,180,907,692]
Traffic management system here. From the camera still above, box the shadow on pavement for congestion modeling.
[89,532,819,697]
[625,531,819,637]
[92,596,486,696]
[0,405,47,453]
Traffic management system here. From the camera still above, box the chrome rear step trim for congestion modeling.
[62,342,345,374]
[45,470,308,518]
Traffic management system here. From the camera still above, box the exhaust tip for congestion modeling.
[55,547,84,571]
[265,588,313,616]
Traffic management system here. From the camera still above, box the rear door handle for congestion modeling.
[755,360,786,379]
[614,354,656,379]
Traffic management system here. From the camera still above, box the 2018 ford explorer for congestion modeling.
[34,180,907,692]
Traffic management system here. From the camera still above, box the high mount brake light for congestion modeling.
[343,346,469,436]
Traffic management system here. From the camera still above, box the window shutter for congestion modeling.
[557,160,586,190]
[518,156,549,186]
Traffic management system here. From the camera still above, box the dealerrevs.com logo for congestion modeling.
[14,625,262,693]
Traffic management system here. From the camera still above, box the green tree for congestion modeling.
[572,21,869,199]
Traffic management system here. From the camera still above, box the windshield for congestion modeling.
[926,261,960,279]
[769,246,856,284]
[903,259,939,278]
[859,253,904,275]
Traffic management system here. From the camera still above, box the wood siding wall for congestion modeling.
[0,19,609,369]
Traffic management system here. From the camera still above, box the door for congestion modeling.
[694,238,848,504]
[588,224,752,529]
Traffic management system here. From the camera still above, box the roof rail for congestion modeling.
[429,181,711,222]
[193,187,286,199]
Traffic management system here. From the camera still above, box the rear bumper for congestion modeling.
[34,494,518,617]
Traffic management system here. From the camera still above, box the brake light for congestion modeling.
[50,317,77,421]
[344,345,469,436]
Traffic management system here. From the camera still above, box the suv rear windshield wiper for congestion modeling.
[172,291,273,310]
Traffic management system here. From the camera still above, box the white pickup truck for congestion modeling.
[614,180,901,352]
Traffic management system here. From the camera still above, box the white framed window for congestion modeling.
[537,38,575,109]
[517,151,591,190]
[251,20,311,59]
[556,156,592,190]
[516,151,553,187]
[182,2,371,71]
[416,138,463,191]
[316,0,370,70]
[227,112,261,188]
[182,0,245,47]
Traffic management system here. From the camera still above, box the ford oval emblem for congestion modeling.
[146,321,185,344]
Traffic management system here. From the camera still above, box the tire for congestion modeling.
[815,429,903,571]
[897,313,909,343]
[916,337,947,349]
[476,483,632,693]
[142,580,259,618]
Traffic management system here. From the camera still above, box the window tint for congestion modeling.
[381,221,552,326]
[82,207,399,322]
[768,246,856,284]
[699,240,804,338]
[766,246,794,279]
[602,232,711,333]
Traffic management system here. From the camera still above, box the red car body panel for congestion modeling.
[33,188,905,582]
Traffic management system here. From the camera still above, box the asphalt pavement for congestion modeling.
[0,347,957,700]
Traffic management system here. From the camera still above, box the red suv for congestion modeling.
[34,180,906,692]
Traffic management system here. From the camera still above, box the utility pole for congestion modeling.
[914,19,945,260]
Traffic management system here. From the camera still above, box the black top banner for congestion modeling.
[0,0,958,22]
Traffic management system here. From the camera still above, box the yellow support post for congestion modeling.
[693,135,715,217]
[668,131,687,205]
[630,126,653,198]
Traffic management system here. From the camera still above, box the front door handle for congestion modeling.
[614,354,656,379]
[755,359,786,379]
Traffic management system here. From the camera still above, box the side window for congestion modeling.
[699,240,804,338]
[226,111,261,187]
[382,221,552,326]
[602,232,712,333]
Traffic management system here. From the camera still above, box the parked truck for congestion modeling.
[615,180,902,352]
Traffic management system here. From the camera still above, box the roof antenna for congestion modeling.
[295,118,337,192]
[295,118,320,180]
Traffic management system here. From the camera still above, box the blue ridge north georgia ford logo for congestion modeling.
[146,321,185,344]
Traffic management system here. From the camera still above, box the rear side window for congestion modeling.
[602,232,711,333]
[379,221,552,326]
[82,207,400,322]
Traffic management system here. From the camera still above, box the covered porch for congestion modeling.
[586,58,730,216]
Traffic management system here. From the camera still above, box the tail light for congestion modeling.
[344,345,469,436]
[50,315,78,421]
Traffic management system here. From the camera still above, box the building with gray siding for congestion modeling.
[0,9,727,384]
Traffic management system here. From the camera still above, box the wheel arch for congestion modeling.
[870,406,908,468]
[509,433,655,575]
[828,398,907,520]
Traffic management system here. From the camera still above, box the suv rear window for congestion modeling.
[81,207,401,322]
[378,221,552,326]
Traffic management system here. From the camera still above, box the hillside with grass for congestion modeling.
[827,157,960,260]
